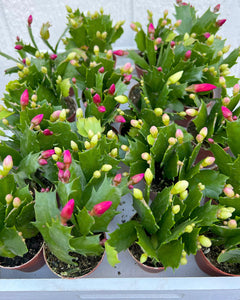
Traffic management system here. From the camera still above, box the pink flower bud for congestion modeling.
[43,129,53,136]
[216,19,226,27]
[214,4,220,12]
[233,116,238,121]
[113,50,128,56]
[108,84,115,95]
[50,54,58,60]
[157,66,162,72]
[129,173,144,185]
[22,58,26,64]
[50,110,61,122]
[41,149,55,159]
[185,108,198,116]
[93,93,101,104]
[15,44,23,50]
[98,66,104,73]
[148,23,155,34]
[3,155,13,170]
[20,89,29,106]
[208,138,214,144]
[63,150,72,168]
[223,187,234,198]
[203,32,211,39]
[28,15,33,26]
[90,201,112,217]
[16,36,20,42]
[155,37,162,45]
[199,127,208,138]
[123,74,132,83]
[222,97,230,106]
[123,62,132,72]
[228,219,237,229]
[98,106,106,113]
[222,106,233,121]
[233,84,239,96]
[130,23,138,32]
[38,158,48,166]
[196,134,204,143]
[175,129,184,140]
[113,173,122,186]
[72,77,76,84]
[170,41,176,48]
[184,50,191,61]
[61,199,75,225]
[58,169,64,181]
[115,115,126,123]
[63,169,71,183]
[31,114,44,126]
[201,156,215,167]
[56,162,65,170]
[186,83,217,93]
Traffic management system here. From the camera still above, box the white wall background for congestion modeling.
[0,0,239,94]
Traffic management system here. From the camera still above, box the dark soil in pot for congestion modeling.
[128,83,141,109]
[0,233,43,267]
[129,242,163,268]
[202,245,240,275]
[44,245,104,278]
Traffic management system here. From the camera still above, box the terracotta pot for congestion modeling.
[43,234,106,279]
[128,246,164,273]
[0,243,45,272]
[195,249,240,277]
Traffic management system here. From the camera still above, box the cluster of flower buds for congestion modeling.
[180,250,187,265]
[128,173,144,189]
[196,127,208,143]
[130,119,143,129]
[89,201,113,217]
[84,130,101,149]
[219,63,230,76]
[217,206,235,220]
[92,93,106,113]
[141,152,152,165]
[120,62,133,77]
[1,155,13,177]
[40,187,50,193]
[38,149,55,166]
[50,109,70,122]
[56,150,72,183]
[96,31,108,40]
[171,180,189,202]
[60,199,74,225]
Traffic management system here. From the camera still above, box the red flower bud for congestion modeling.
[157,66,162,72]
[108,84,115,95]
[208,138,214,144]
[186,83,217,93]
[93,93,101,104]
[43,129,53,136]
[15,44,23,50]
[129,173,144,186]
[58,169,64,181]
[113,173,122,186]
[148,23,155,34]
[31,114,44,126]
[28,15,33,27]
[222,106,233,121]
[72,77,76,84]
[123,74,132,83]
[38,158,48,166]
[214,4,220,12]
[3,155,13,170]
[50,54,58,60]
[98,66,104,73]
[63,169,71,183]
[20,89,29,106]
[63,150,72,168]
[203,32,211,39]
[216,19,226,27]
[41,149,55,159]
[170,41,176,48]
[61,199,74,225]
[97,106,106,113]
[115,115,126,123]
[113,50,128,56]
[22,58,26,64]
[90,201,112,217]
[184,50,191,61]
[56,162,65,170]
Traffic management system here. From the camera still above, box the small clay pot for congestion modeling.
[0,243,45,272]
[195,249,240,277]
[128,246,164,273]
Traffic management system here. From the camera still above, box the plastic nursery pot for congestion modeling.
[43,234,106,279]
[195,249,240,277]
[0,236,45,272]
[128,244,164,273]
[63,94,77,122]
[135,64,148,78]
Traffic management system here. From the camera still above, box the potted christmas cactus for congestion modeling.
[31,115,128,278]
[195,116,240,276]
[106,114,228,271]
[127,1,239,126]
